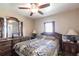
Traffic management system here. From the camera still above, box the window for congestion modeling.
[44,21,55,33]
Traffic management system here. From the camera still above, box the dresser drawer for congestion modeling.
[0,40,11,46]
[0,47,11,56]
[5,52,11,56]
[0,38,22,56]
[0,45,11,51]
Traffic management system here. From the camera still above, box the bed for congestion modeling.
[13,32,62,56]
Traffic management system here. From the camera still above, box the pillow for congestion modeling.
[36,35,43,39]
[43,36,56,41]
[36,34,48,39]
[41,35,47,40]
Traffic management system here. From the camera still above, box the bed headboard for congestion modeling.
[41,32,62,51]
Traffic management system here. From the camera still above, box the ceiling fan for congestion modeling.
[18,3,50,16]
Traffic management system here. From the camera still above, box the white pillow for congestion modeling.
[43,36,56,40]
[41,36,47,40]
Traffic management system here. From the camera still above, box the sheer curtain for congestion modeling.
[44,21,55,33]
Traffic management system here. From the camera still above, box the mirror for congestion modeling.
[0,17,4,38]
[7,17,22,38]
[0,17,23,38]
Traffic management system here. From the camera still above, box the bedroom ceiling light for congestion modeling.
[18,3,50,16]
[31,9,38,13]
[31,3,38,13]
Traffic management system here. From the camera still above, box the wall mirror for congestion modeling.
[7,17,20,37]
[0,17,23,38]
[0,17,4,38]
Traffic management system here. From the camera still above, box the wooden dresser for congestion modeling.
[0,40,12,56]
[0,37,30,56]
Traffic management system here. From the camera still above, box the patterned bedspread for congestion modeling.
[13,38,59,56]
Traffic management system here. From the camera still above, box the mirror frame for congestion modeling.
[7,17,22,38]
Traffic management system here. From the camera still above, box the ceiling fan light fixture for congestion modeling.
[30,3,39,13]
[18,3,50,16]
[31,8,38,13]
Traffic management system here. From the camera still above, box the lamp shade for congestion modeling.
[67,29,78,35]
[32,30,37,34]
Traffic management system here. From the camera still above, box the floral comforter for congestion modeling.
[13,38,59,56]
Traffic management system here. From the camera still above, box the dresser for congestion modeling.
[0,39,12,56]
[0,37,30,56]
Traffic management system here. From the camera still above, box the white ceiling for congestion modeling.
[0,3,79,19]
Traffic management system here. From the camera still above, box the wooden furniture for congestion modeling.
[0,17,24,56]
[7,17,23,38]
[77,43,79,53]
[62,42,77,56]
[31,33,37,39]
[62,35,78,56]
[0,17,23,38]
[0,37,30,56]
[0,39,11,56]
[62,35,79,56]
[0,17,4,38]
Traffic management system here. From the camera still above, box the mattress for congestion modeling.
[13,38,59,56]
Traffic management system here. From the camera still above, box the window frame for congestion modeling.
[44,21,55,33]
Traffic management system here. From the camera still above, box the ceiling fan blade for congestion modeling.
[39,3,50,9]
[18,7,30,9]
[38,11,43,15]
[30,12,33,16]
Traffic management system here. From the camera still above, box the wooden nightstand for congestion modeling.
[31,33,37,39]
[62,35,79,56]
[62,41,77,56]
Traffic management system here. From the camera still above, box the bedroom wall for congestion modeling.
[0,8,34,36]
[34,8,79,35]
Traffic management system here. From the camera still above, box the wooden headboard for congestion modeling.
[41,32,62,51]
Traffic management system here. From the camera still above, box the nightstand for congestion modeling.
[62,41,77,56]
[62,35,78,56]
[31,33,37,39]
